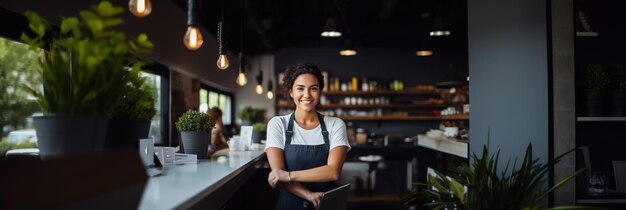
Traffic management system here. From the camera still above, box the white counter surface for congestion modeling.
[139,150,265,210]
[417,134,468,158]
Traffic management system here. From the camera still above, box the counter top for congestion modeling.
[139,150,265,210]
[417,134,468,158]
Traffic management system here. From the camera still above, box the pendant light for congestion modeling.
[321,17,342,37]
[183,0,203,50]
[236,53,248,86]
[255,69,263,95]
[129,0,152,17]
[339,38,356,56]
[416,38,433,56]
[216,0,229,70]
[235,0,247,86]
[435,64,465,89]
[429,16,451,37]
[267,80,274,100]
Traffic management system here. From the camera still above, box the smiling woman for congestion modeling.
[265,63,350,210]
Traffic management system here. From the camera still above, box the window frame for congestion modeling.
[199,84,234,126]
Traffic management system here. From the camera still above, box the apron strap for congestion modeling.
[317,113,331,150]
[285,113,295,145]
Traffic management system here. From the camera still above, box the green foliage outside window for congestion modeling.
[0,140,38,157]
[0,38,42,138]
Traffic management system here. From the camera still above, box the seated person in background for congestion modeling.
[208,107,229,156]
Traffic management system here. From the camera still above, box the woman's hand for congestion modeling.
[267,169,290,188]
[304,191,324,209]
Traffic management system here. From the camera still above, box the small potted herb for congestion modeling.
[175,110,215,159]
[252,122,267,143]
[581,64,609,116]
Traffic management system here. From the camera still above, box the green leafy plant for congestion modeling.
[175,110,215,132]
[584,64,609,91]
[237,106,264,123]
[20,1,153,116]
[404,131,588,210]
[109,64,157,120]
[252,122,267,132]
[609,64,626,90]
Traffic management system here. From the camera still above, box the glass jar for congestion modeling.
[356,128,367,145]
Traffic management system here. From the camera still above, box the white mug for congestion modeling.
[444,127,459,137]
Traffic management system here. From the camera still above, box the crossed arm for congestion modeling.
[266,146,348,206]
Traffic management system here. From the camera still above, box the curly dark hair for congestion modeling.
[282,63,325,99]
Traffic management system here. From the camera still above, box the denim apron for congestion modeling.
[275,113,338,210]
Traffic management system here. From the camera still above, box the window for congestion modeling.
[0,37,42,155]
[140,71,168,145]
[199,86,233,125]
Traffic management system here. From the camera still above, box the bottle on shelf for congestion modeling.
[322,71,329,91]
[346,122,356,144]
[362,78,368,92]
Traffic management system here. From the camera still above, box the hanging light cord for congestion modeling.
[240,0,244,55]
[218,0,225,53]
[334,0,350,35]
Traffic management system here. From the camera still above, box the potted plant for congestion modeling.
[20,1,153,158]
[404,132,588,210]
[175,110,215,159]
[609,64,626,116]
[581,64,610,116]
[106,64,157,150]
[252,122,267,143]
[237,106,264,125]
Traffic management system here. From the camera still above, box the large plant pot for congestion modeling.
[180,131,210,159]
[34,116,108,158]
[582,89,607,116]
[613,89,626,116]
[106,119,151,150]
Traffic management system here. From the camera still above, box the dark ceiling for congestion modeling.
[173,0,467,55]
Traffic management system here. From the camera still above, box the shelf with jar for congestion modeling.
[336,114,469,121]
[275,106,469,121]
[276,103,448,109]
[275,74,469,121]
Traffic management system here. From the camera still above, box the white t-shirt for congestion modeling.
[265,114,350,152]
